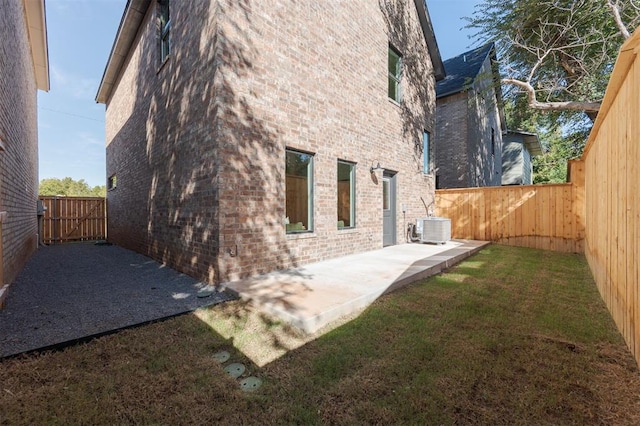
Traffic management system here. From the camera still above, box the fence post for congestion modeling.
[53,196,58,245]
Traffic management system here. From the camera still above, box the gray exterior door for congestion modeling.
[382,173,396,246]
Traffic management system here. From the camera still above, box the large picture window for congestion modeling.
[337,161,355,229]
[286,149,313,233]
[388,46,402,102]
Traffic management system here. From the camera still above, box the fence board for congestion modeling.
[39,196,106,244]
[581,28,640,368]
[435,177,584,254]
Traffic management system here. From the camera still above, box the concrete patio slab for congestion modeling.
[223,239,490,334]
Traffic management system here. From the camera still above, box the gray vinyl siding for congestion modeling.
[522,147,532,184]
[501,139,523,185]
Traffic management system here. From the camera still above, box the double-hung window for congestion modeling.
[285,149,313,233]
[159,0,171,62]
[337,161,355,229]
[388,46,402,102]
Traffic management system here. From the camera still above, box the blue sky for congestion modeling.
[37,0,482,188]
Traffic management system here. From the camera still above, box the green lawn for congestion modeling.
[2,245,639,424]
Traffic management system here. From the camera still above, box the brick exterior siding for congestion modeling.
[105,0,437,284]
[0,0,40,287]
[435,55,503,189]
[434,92,469,188]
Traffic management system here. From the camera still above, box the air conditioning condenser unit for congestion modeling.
[418,217,451,244]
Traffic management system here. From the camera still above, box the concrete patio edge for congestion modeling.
[223,240,491,334]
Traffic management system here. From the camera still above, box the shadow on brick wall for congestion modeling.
[106,0,299,286]
[379,0,435,169]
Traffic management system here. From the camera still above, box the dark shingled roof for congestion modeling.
[436,43,495,98]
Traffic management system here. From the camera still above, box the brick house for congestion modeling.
[501,130,543,185]
[0,0,49,306]
[434,43,505,189]
[96,0,444,284]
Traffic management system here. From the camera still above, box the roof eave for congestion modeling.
[523,135,543,156]
[23,0,50,91]
[414,0,445,81]
[436,87,466,99]
[95,0,151,104]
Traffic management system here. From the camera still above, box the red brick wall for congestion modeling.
[0,0,40,285]
[105,0,437,284]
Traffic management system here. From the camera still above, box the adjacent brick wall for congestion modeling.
[467,57,503,187]
[106,1,223,283]
[0,0,39,286]
[435,92,469,188]
[435,55,503,189]
[105,0,437,284]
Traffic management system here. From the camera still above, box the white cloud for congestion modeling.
[77,131,104,147]
[50,64,98,100]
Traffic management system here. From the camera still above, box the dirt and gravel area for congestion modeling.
[0,243,233,358]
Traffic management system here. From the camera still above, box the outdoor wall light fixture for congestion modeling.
[370,162,384,173]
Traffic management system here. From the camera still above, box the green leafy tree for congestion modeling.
[467,0,639,117]
[39,177,106,197]
[468,1,639,182]
[504,98,587,184]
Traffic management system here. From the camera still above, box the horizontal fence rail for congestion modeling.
[39,196,106,244]
[435,161,585,253]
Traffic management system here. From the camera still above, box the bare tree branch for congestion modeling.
[607,0,631,39]
[502,78,601,112]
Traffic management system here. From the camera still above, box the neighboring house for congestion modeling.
[96,0,445,284]
[0,0,49,306]
[502,131,543,185]
[434,43,505,189]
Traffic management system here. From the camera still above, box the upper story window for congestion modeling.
[388,46,402,103]
[159,0,171,62]
[108,174,117,191]
[423,131,431,174]
[286,149,314,233]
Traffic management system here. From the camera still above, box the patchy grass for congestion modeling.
[1,245,639,424]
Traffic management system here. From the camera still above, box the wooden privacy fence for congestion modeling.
[39,196,106,244]
[435,160,585,253]
[582,28,640,366]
